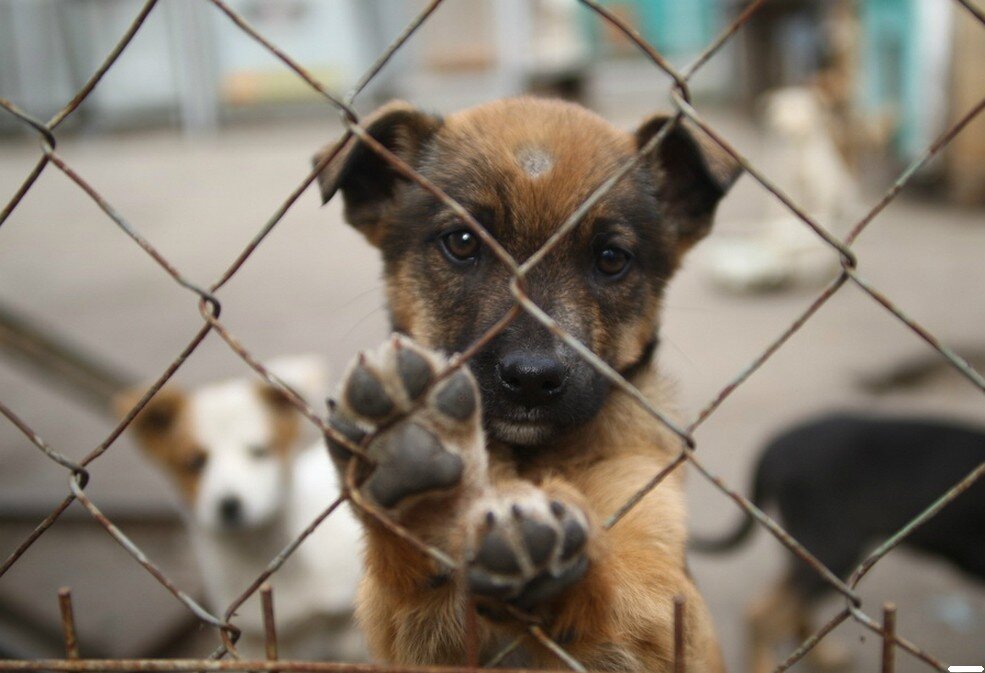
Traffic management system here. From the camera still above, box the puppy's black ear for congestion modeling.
[635,115,741,254]
[313,101,443,245]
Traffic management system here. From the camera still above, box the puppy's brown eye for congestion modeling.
[441,229,480,263]
[186,451,207,474]
[596,246,632,277]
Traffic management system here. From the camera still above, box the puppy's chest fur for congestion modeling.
[191,519,291,632]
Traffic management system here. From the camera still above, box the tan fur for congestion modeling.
[115,388,202,503]
[348,371,723,671]
[317,97,738,671]
[255,383,302,457]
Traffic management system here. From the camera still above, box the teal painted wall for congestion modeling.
[585,0,721,57]
[859,0,921,157]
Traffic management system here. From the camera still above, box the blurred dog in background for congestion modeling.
[118,356,365,661]
[701,85,861,293]
[693,412,985,673]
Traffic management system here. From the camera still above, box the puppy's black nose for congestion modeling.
[219,495,242,526]
[497,353,567,407]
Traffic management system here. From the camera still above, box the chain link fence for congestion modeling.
[1,0,983,671]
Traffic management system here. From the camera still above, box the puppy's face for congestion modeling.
[119,358,326,531]
[316,98,739,446]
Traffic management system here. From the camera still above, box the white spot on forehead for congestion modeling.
[190,380,271,450]
[516,147,553,178]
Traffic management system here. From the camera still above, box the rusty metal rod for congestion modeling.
[261,585,278,665]
[57,588,80,660]
[0,661,586,673]
[673,595,686,673]
[882,603,897,673]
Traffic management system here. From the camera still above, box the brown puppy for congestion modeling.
[314,97,739,670]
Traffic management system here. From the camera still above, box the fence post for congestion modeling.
[57,587,80,660]
[674,594,686,673]
[261,584,278,666]
[881,603,896,673]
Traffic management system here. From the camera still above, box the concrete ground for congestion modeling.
[1,95,983,669]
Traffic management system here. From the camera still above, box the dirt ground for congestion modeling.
[1,96,983,670]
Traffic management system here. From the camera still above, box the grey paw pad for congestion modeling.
[326,414,367,460]
[396,347,432,401]
[470,501,589,609]
[519,516,558,565]
[365,423,463,508]
[513,555,589,610]
[345,363,394,419]
[560,515,587,560]
[468,568,514,599]
[475,526,521,574]
[434,370,476,420]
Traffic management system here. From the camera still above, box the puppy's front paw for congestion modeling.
[467,491,589,613]
[327,336,483,510]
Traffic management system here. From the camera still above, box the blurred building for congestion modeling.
[0,0,407,131]
[1,0,982,200]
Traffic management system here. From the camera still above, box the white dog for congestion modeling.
[118,357,365,660]
[702,86,862,293]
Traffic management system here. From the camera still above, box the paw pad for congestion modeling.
[327,336,481,509]
[345,362,394,418]
[435,370,477,420]
[365,423,463,508]
[396,346,432,401]
[468,494,589,611]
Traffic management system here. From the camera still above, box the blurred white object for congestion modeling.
[701,216,842,294]
[702,86,861,293]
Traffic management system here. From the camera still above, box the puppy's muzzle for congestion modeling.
[496,352,568,408]
[218,495,243,527]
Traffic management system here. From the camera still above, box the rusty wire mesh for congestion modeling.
[1,0,984,671]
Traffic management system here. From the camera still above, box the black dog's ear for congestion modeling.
[635,115,742,254]
[313,101,443,245]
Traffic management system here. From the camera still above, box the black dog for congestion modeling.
[693,412,985,673]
